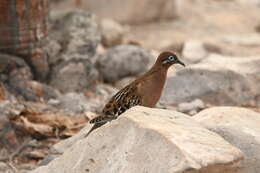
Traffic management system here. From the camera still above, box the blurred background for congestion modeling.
[0,0,260,172]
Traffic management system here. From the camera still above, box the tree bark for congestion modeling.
[0,0,49,80]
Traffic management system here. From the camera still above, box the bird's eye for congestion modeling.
[168,56,175,60]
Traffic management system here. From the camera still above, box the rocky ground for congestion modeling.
[1,0,260,172]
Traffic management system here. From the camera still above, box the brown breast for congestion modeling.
[137,67,168,107]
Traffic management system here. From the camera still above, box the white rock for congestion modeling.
[32,106,243,173]
[177,99,205,115]
[193,107,260,173]
[162,54,260,106]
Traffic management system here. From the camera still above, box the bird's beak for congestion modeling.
[176,59,185,67]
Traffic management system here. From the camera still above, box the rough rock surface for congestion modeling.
[48,10,101,64]
[162,54,260,106]
[32,106,243,173]
[0,54,33,81]
[10,80,60,102]
[0,54,59,102]
[194,107,260,173]
[49,59,99,93]
[49,84,118,114]
[47,11,101,93]
[96,45,151,82]
[0,101,22,156]
[53,92,90,113]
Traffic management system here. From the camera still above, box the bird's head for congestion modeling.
[155,51,185,68]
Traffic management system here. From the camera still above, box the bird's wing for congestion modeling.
[89,84,142,124]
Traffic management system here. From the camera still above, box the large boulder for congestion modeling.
[48,10,101,63]
[193,107,260,173]
[32,106,243,173]
[161,54,260,106]
[47,11,101,92]
[96,45,151,83]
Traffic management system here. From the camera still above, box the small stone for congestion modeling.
[177,99,205,115]
[25,151,45,160]
[0,54,33,81]
[47,99,60,106]
[44,39,62,65]
[100,18,125,47]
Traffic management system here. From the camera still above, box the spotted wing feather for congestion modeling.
[89,85,142,124]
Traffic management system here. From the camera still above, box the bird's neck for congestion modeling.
[138,65,168,107]
[145,64,169,77]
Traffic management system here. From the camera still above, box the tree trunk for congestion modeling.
[0,0,49,80]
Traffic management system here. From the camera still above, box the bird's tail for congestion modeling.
[85,122,106,137]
